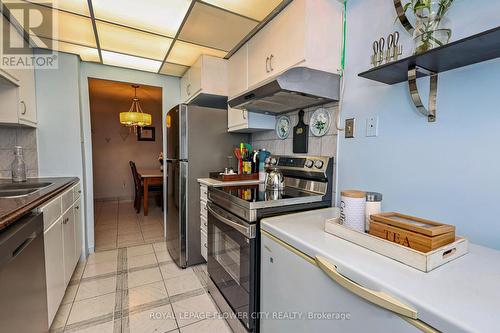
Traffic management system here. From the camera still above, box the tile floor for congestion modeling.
[50,242,232,333]
[94,200,164,251]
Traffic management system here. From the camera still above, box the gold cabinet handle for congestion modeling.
[315,256,418,319]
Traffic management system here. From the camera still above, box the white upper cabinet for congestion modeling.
[228,44,248,99]
[227,107,275,133]
[180,55,228,103]
[13,64,37,126]
[0,16,37,127]
[231,0,343,97]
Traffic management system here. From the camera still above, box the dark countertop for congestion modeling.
[0,177,79,231]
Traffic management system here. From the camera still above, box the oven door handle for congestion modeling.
[207,203,256,239]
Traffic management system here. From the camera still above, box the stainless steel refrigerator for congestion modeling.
[166,104,246,268]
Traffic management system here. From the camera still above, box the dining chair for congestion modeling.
[129,161,163,213]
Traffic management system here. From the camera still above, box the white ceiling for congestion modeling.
[1,0,289,76]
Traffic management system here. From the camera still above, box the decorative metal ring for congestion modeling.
[394,0,415,35]
[408,65,438,122]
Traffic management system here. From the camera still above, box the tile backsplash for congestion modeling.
[250,103,338,158]
[0,127,38,178]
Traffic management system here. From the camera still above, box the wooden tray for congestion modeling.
[209,172,259,182]
[325,218,468,272]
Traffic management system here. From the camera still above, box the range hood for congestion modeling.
[228,67,341,114]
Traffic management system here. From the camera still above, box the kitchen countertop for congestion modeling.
[0,177,79,231]
[261,208,500,333]
[197,177,262,187]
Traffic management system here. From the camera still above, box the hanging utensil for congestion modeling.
[293,110,309,154]
[386,33,395,63]
[393,31,403,60]
[377,37,385,65]
[371,40,380,67]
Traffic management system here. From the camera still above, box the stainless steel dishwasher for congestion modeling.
[0,212,48,332]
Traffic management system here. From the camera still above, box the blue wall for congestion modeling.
[339,0,500,249]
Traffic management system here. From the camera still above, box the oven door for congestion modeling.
[207,201,257,331]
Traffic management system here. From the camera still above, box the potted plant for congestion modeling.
[404,0,455,54]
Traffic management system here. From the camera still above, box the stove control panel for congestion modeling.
[266,155,332,175]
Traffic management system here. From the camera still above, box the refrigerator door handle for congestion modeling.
[179,104,188,160]
[179,161,188,265]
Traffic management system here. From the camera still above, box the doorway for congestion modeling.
[88,78,164,251]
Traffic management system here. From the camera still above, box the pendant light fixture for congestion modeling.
[119,84,152,127]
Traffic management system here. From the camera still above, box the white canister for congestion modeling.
[365,192,383,232]
[340,190,366,232]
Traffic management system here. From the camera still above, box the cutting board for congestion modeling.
[293,110,308,153]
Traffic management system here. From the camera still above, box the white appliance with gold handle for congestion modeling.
[315,255,418,319]
[260,229,439,333]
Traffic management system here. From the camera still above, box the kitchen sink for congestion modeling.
[0,182,53,198]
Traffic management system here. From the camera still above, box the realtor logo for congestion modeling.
[1,0,58,69]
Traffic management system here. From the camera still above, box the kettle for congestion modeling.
[266,168,284,190]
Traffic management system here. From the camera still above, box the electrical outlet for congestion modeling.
[366,116,378,137]
[345,118,355,138]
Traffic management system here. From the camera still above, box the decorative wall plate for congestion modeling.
[310,108,331,137]
[275,115,291,139]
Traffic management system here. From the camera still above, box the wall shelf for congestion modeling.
[359,26,500,85]
[358,25,500,122]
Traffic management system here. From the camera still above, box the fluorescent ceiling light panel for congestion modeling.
[167,40,226,67]
[7,3,96,47]
[96,21,172,61]
[201,0,284,21]
[179,2,257,51]
[37,37,100,61]
[91,0,192,37]
[26,0,90,16]
[102,50,162,73]
[159,62,189,77]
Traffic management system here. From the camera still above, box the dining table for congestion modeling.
[136,168,163,216]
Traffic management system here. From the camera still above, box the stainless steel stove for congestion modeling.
[206,155,334,333]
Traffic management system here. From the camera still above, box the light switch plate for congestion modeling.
[345,118,355,138]
[366,116,378,137]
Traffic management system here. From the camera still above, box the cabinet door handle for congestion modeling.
[187,83,191,96]
[242,110,247,119]
[315,256,418,319]
[265,56,270,73]
[20,101,27,115]
[269,54,274,71]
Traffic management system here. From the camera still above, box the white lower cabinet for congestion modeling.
[74,198,83,263]
[44,217,65,325]
[41,181,83,327]
[62,206,76,285]
[201,229,208,261]
[260,232,434,333]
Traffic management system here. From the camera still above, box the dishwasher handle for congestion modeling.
[315,255,418,320]
[0,212,43,270]
[12,232,36,259]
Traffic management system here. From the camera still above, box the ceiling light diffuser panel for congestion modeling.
[159,62,189,77]
[179,1,257,51]
[201,0,284,21]
[37,37,100,61]
[6,2,96,47]
[26,0,90,16]
[91,0,192,37]
[102,50,162,73]
[96,21,172,60]
[167,40,226,67]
